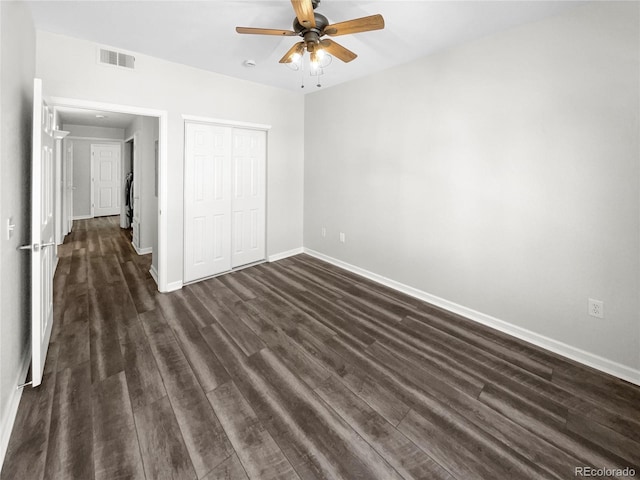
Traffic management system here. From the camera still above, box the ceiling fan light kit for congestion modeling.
[236,0,384,86]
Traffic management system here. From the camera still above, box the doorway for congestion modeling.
[52,98,168,292]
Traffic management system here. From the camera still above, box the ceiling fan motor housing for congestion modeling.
[293,12,329,36]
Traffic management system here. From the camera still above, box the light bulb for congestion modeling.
[291,53,301,63]
[310,51,319,70]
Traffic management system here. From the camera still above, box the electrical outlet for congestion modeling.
[588,298,604,319]
[321,227,326,238]
[339,232,346,243]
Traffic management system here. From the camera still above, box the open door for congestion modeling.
[25,78,55,387]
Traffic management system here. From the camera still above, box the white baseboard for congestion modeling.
[132,243,152,256]
[0,348,32,469]
[303,248,640,387]
[72,214,93,220]
[268,247,304,263]
[149,265,158,285]
[164,280,183,293]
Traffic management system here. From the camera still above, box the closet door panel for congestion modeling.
[231,129,266,268]
[184,123,232,282]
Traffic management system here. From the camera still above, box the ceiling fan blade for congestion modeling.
[279,42,306,63]
[291,0,316,29]
[324,14,384,36]
[236,27,297,36]
[319,39,357,63]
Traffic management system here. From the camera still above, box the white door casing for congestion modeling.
[231,129,266,268]
[30,78,55,388]
[184,123,232,282]
[91,143,121,217]
[131,135,141,250]
[66,142,73,233]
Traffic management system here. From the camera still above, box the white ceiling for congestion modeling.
[28,1,582,93]
[56,106,141,129]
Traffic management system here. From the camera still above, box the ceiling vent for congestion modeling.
[98,48,135,69]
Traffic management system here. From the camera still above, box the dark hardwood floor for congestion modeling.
[2,216,639,480]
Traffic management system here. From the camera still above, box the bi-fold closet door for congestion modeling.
[184,121,266,283]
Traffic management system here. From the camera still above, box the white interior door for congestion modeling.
[184,123,232,282]
[91,143,121,217]
[30,78,55,387]
[231,128,266,268]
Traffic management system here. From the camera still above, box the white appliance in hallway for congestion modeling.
[184,122,266,283]
[91,143,121,217]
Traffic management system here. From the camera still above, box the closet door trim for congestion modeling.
[182,114,271,132]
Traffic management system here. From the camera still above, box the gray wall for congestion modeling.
[304,2,640,372]
[63,124,123,218]
[36,32,305,289]
[0,0,35,464]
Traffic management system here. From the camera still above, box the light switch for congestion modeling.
[7,217,15,240]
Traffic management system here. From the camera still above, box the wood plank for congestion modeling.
[245,309,410,426]
[119,321,167,411]
[238,271,337,342]
[251,271,377,349]
[216,272,257,301]
[43,362,93,480]
[478,384,636,475]
[263,330,332,390]
[191,281,266,356]
[399,409,537,480]
[178,286,218,329]
[208,381,300,480]
[407,311,553,379]
[156,292,230,392]
[88,256,111,288]
[200,322,339,480]
[141,309,233,478]
[121,260,156,314]
[365,326,486,399]
[315,376,454,480]
[92,371,145,480]
[135,396,198,480]
[67,247,88,285]
[229,301,283,347]
[368,340,591,477]
[205,277,244,306]
[0,371,57,480]
[245,296,336,345]
[88,287,125,383]
[201,454,249,480]
[56,318,90,371]
[248,347,405,480]
[565,411,640,469]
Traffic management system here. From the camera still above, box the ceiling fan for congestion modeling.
[236,0,385,65]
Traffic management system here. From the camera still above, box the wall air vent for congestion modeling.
[98,48,135,69]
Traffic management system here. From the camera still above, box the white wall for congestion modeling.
[125,115,158,261]
[0,0,35,466]
[63,124,124,139]
[304,2,640,377]
[63,125,124,218]
[36,32,305,288]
